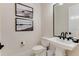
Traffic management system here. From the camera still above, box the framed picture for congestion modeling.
[15,18,33,31]
[15,3,33,19]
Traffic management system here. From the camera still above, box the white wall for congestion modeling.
[0,3,41,56]
[41,3,53,37]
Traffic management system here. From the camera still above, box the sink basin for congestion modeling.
[42,37,78,51]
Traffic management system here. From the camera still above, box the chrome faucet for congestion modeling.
[64,32,68,38]
[61,32,65,39]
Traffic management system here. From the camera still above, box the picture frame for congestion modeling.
[15,18,33,31]
[15,3,33,19]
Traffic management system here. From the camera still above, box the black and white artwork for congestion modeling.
[15,3,33,19]
[15,18,33,31]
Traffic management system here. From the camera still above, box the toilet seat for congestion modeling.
[32,45,46,54]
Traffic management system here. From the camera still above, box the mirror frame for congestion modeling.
[53,3,57,37]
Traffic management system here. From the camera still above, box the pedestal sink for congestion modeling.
[42,37,78,56]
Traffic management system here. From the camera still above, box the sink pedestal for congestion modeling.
[55,46,65,56]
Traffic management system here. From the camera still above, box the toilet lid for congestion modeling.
[32,45,45,51]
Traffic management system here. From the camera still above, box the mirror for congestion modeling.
[53,3,79,38]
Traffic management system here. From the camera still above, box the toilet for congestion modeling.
[32,39,50,56]
[32,45,46,56]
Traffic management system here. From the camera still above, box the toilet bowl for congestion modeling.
[32,39,57,56]
[32,39,50,56]
[32,45,46,56]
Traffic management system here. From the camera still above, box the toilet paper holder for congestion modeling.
[20,41,24,47]
[21,42,23,44]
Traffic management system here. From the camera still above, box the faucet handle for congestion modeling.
[69,32,71,35]
[65,32,68,34]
